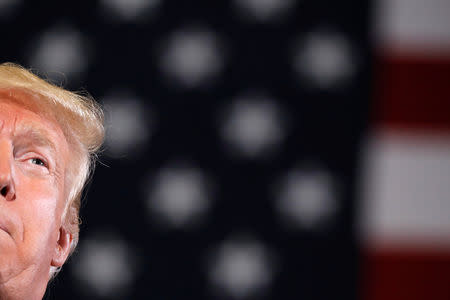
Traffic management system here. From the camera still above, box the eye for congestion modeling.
[30,158,47,167]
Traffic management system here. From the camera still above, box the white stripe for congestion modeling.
[375,0,450,53]
[358,131,450,248]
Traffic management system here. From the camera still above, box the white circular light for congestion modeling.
[29,25,89,82]
[276,166,338,229]
[100,0,160,22]
[221,94,286,159]
[234,0,295,22]
[103,90,153,158]
[72,232,137,298]
[208,235,275,299]
[146,164,211,228]
[293,31,356,88]
[159,27,225,88]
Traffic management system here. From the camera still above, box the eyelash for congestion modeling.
[30,157,47,167]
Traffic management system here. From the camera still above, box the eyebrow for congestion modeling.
[13,123,58,156]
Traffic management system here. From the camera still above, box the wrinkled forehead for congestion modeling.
[0,91,71,155]
[0,93,64,142]
[1,106,61,144]
[0,86,85,159]
[0,88,74,185]
[0,88,78,149]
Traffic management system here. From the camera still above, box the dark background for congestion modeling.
[0,1,372,299]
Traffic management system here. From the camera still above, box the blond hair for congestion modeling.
[0,63,104,275]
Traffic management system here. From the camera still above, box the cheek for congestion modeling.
[15,179,66,273]
[18,177,59,213]
[16,175,64,247]
[15,161,66,213]
[11,157,68,258]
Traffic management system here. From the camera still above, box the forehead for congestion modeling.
[0,98,69,153]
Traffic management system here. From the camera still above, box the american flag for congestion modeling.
[0,0,448,299]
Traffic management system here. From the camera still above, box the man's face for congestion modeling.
[0,99,72,299]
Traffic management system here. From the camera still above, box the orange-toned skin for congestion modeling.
[0,100,72,300]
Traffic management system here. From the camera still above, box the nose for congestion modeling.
[0,142,15,202]
[0,184,15,201]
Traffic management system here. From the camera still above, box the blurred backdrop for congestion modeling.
[1,0,449,300]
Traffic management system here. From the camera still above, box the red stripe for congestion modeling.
[362,249,450,300]
[365,51,450,299]
[372,53,450,132]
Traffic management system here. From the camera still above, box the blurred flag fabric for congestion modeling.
[359,0,450,299]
